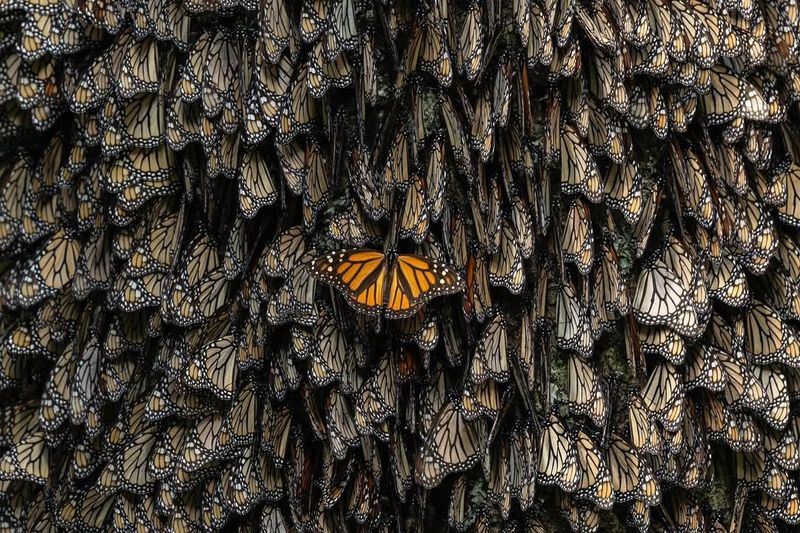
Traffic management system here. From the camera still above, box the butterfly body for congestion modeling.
[311,249,464,319]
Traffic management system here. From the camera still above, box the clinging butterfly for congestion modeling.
[310,249,464,319]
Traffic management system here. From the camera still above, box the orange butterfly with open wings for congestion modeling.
[310,249,464,319]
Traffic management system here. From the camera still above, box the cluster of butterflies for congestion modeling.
[1,0,800,530]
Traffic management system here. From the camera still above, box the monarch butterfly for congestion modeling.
[760,489,800,525]
[537,414,579,492]
[642,361,685,432]
[606,433,661,506]
[403,7,452,88]
[708,255,750,309]
[684,344,727,392]
[68,52,112,113]
[116,93,166,151]
[147,422,185,480]
[562,198,594,276]
[310,249,463,319]
[469,313,509,384]
[665,87,698,133]
[484,177,503,253]
[524,0,553,67]
[415,398,481,489]
[448,475,468,531]
[259,0,292,62]
[382,123,413,190]
[302,138,331,216]
[74,229,113,300]
[488,219,525,294]
[260,505,290,532]
[100,426,159,495]
[260,226,307,278]
[548,38,580,82]
[587,49,628,114]
[719,403,762,453]
[586,97,627,164]
[735,449,775,495]
[270,252,318,326]
[572,430,614,509]
[238,149,277,219]
[326,387,359,460]
[126,201,184,277]
[307,39,352,99]
[674,147,716,229]
[440,95,473,176]
[118,37,160,98]
[462,252,492,323]
[360,352,397,425]
[485,437,510,511]
[329,201,382,248]
[737,190,778,276]
[718,351,767,412]
[425,135,447,222]
[701,65,767,125]
[627,392,663,455]
[460,378,500,421]
[752,166,786,209]
[741,125,773,172]
[326,0,359,60]
[567,354,608,427]
[753,367,789,432]
[777,161,800,227]
[309,311,346,387]
[277,65,318,144]
[628,83,669,139]
[243,74,271,146]
[763,424,800,472]
[594,239,625,324]
[557,493,601,533]
[0,430,49,484]
[556,281,593,358]
[266,346,300,401]
[299,0,327,43]
[165,97,201,150]
[608,155,644,222]
[743,301,800,366]
[399,174,430,244]
[509,193,534,259]
[661,237,709,320]
[457,1,483,81]
[633,257,699,337]
[68,334,101,427]
[183,335,237,401]
[560,123,602,203]
[764,264,800,322]
[395,308,439,351]
[470,87,495,162]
